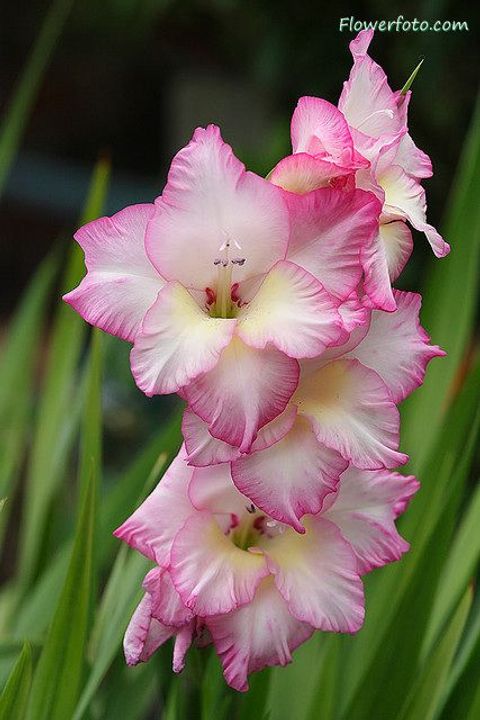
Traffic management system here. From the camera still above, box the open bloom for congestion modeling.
[64,124,380,450]
[269,30,449,312]
[116,448,418,691]
[183,290,443,531]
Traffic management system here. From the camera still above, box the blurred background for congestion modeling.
[0,3,480,717]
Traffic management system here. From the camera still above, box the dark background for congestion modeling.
[1,0,478,318]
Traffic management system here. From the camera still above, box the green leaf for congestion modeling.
[27,464,97,720]
[267,634,326,720]
[11,546,70,644]
[438,593,480,718]
[0,0,75,196]
[73,544,148,719]
[201,651,231,720]
[18,157,110,588]
[398,587,472,720]
[423,478,480,658]
[0,253,57,549]
[340,359,480,718]
[78,330,103,504]
[72,423,179,720]
[101,660,160,720]
[164,680,180,720]
[27,327,101,720]
[305,638,341,720]
[0,642,32,720]
[401,92,480,469]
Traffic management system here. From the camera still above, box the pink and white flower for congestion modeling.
[270,30,449,312]
[339,30,450,309]
[116,448,418,691]
[183,290,443,531]
[64,124,380,451]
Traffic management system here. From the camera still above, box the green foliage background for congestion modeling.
[0,1,479,718]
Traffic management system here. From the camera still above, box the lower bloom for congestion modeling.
[115,448,418,691]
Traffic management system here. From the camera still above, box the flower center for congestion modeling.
[207,232,246,319]
[229,505,286,551]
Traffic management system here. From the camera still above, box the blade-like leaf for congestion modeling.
[0,0,75,195]
[27,465,97,720]
[340,360,480,717]
[398,587,472,720]
[0,642,32,720]
[437,592,480,719]
[423,478,480,658]
[72,419,180,720]
[18,157,110,588]
[27,331,101,720]
[268,634,325,720]
[201,651,231,720]
[401,92,480,468]
[0,253,57,548]
[102,660,160,720]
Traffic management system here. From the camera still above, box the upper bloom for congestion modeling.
[64,124,380,450]
[115,448,418,691]
[269,30,449,312]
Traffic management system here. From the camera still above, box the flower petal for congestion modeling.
[172,622,195,673]
[187,462,251,519]
[145,125,289,290]
[269,152,349,193]
[264,517,365,632]
[182,404,298,468]
[324,467,419,573]
[143,568,193,628]
[291,96,368,169]
[206,578,313,692]
[183,337,299,452]
[182,408,242,466]
[339,31,404,152]
[381,219,413,281]
[130,281,236,395]
[231,416,347,532]
[295,358,408,469]
[380,165,450,257]
[237,261,343,358]
[114,447,193,567]
[361,220,413,312]
[338,292,370,334]
[347,289,445,403]
[394,131,433,179]
[124,586,174,665]
[285,187,381,300]
[63,204,163,341]
[170,512,269,616]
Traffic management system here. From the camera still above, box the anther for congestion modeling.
[246,504,256,514]
[231,283,240,304]
[205,287,216,306]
